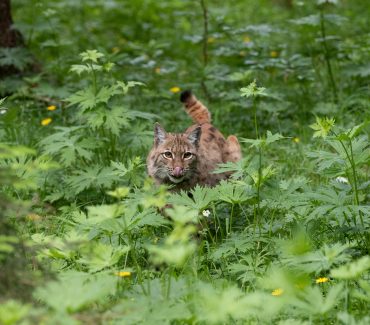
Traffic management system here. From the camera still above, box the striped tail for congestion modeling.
[180,90,211,124]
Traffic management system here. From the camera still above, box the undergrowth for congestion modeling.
[0,0,369,324]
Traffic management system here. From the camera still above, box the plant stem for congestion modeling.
[331,132,365,247]
[200,0,209,67]
[212,203,224,240]
[199,0,211,100]
[121,216,147,295]
[253,99,259,139]
[348,140,360,207]
[332,132,363,226]
[229,203,234,235]
[166,267,172,299]
[252,97,262,235]
[256,147,262,229]
[345,280,349,313]
[90,62,98,95]
[319,9,338,103]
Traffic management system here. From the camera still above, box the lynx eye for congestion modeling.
[183,152,193,159]
[162,151,173,159]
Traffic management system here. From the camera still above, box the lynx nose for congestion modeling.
[173,166,183,177]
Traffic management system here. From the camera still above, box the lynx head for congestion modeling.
[148,123,202,184]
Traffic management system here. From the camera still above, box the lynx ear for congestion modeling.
[154,123,166,146]
[187,126,202,147]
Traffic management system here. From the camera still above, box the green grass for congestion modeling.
[0,0,369,324]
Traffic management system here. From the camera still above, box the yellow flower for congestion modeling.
[316,277,329,284]
[170,86,181,93]
[293,137,300,143]
[47,105,57,111]
[207,37,215,43]
[155,67,161,74]
[115,271,131,277]
[243,36,251,43]
[271,288,284,296]
[239,51,246,57]
[112,47,120,54]
[270,51,279,58]
[41,118,52,126]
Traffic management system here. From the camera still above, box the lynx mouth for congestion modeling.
[168,175,185,183]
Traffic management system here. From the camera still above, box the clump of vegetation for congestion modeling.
[0,0,369,323]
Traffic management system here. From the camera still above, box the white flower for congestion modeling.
[335,176,349,184]
[202,209,211,217]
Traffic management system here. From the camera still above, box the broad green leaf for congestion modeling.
[165,205,199,224]
[0,97,6,107]
[79,242,129,272]
[34,271,116,313]
[67,86,116,112]
[80,49,104,63]
[66,87,98,111]
[66,166,116,194]
[107,187,130,199]
[115,80,145,95]
[215,180,252,204]
[331,256,370,280]
[0,300,30,325]
[240,80,266,98]
[309,116,335,138]
[169,185,217,211]
[0,47,33,70]
[292,284,343,315]
[70,64,90,75]
[148,242,196,267]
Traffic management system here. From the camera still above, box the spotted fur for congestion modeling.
[147,90,241,190]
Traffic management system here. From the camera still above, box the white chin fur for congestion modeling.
[168,175,185,183]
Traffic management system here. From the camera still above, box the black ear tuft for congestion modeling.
[154,122,166,146]
[187,126,202,147]
[180,90,192,103]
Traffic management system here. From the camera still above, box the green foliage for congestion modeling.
[309,116,336,138]
[0,300,30,325]
[1,0,369,323]
[34,271,117,313]
[0,47,33,71]
[240,79,266,98]
[331,256,370,280]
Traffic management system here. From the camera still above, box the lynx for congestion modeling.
[147,90,241,191]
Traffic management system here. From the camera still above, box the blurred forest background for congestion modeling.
[0,0,369,324]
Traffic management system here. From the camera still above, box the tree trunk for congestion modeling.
[0,0,25,78]
[0,0,23,47]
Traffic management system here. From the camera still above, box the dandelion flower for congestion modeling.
[47,105,57,111]
[243,36,251,43]
[207,37,215,44]
[270,51,279,58]
[170,86,181,93]
[316,277,329,284]
[293,137,300,143]
[41,118,52,126]
[239,51,246,57]
[115,271,131,277]
[271,288,284,296]
[155,67,161,74]
[335,176,349,184]
[202,209,211,217]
